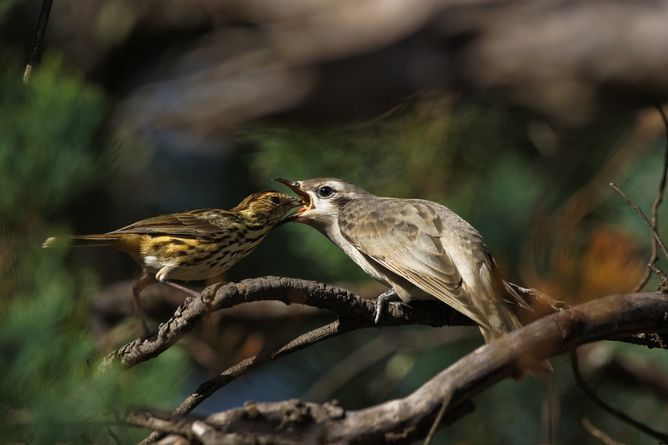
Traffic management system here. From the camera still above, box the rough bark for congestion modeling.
[126,291,668,445]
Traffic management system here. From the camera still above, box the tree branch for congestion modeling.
[633,104,668,292]
[103,275,665,444]
[23,0,54,84]
[581,418,624,445]
[570,350,668,441]
[609,182,668,265]
[104,276,475,368]
[127,291,668,445]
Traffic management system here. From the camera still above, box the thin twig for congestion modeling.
[304,328,473,402]
[570,350,668,442]
[424,395,450,445]
[140,319,363,445]
[23,0,54,84]
[609,182,668,284]
[582,418,625,445]
[175,320,359,416]
[602,353,668,398]
[633,104,668,291]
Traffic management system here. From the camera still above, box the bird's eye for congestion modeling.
[317,185,335,198]
[270,196,281,205]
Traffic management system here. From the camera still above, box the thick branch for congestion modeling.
[105,276,473,368]
[107,276,663,371]
[129,292,668,445]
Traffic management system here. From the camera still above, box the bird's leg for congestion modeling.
[161,280,201,298]
[155,266,200,298]
[374,288,403,324]
[133,271,155,338]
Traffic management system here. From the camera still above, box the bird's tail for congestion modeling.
[478,305,524,343]
[42,234,119,248]
[478,269,554,376]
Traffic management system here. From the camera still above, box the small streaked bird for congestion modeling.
[276,177,533,343]
[43,191,302,335]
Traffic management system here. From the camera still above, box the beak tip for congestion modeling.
[275,177,310,209]
[273,178,293,186]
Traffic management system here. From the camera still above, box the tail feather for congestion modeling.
[42,234,119,248]
[480,321,553,377]
[478,274,554,376]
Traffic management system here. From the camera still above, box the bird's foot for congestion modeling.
[389,300,412,314]
[374,289,402,325]
[132,272,154,341]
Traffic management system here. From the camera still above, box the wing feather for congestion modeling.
[110,209,236,238]
[339,198,490,328]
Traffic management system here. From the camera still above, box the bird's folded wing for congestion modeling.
[339,199,489,328]
[110,209,236,238]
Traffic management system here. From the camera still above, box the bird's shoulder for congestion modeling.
[339,196,480,243]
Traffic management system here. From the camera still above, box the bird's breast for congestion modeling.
[138,231,269,281]
[322,221,389,285]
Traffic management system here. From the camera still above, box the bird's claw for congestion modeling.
[373,301,385,325]
[374,289,400,325]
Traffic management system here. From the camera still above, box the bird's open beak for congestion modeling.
[274,178,312,221]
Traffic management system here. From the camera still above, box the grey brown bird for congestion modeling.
[276,177,532,343]
[43,191,302,335]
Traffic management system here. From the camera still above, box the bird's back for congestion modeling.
[338,195,525,337]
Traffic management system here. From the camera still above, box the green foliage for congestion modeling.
[247,97,668,444]
[0,56,106,222]
[0,0,16,22]
[247,98,539,279]
[0,58,188,443]
[0,248,188,443]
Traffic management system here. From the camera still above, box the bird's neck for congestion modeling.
[238,209,274,230]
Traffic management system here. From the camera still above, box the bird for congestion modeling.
[275,177,534,344]
[43,191,303,335]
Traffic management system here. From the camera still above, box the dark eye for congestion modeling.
[317,185,335,198]
[270,196,281,205]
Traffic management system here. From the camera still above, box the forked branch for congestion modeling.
[105,276,475,368]
[128,292,668,445]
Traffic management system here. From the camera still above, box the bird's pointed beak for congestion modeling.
[274,178,312,218]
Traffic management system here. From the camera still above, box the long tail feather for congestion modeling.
[42,234,119,248]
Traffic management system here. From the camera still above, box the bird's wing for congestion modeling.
[110,209,236,238]
[339,198,489,328]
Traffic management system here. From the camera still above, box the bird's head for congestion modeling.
[274,178,371,228]
[232,191,304,226]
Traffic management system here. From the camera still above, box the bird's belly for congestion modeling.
[141,236,261,281]
[324,227,389,285]
[324,223,438,303]
[347,253,433,303]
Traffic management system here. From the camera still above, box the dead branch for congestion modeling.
[138,319,363,445]
[609,183,668,271]
[604,355,668,399]
[634,104,668,291]
[127,291,668,445]
[105,276,475,368]
[109,276,664,444]
[23,0,54,84]
[581,418,625,445]
[570,350,668,442]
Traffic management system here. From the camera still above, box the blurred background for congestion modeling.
[1,0,668,443]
